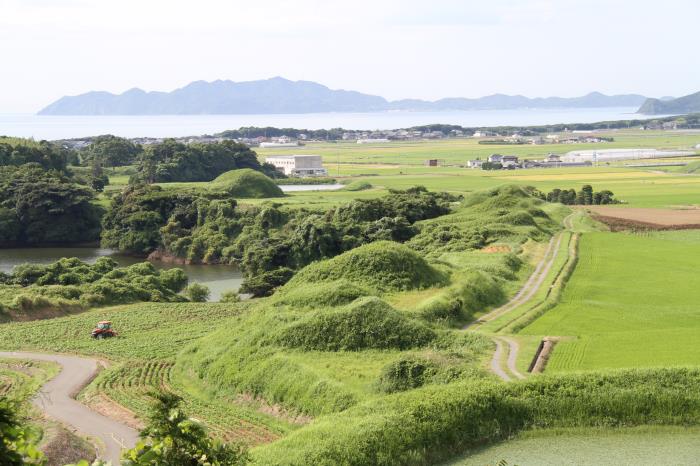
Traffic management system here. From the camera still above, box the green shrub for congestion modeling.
[185,283,210,302]
[240,268,295,297]
[220,290,241,303]
[286,241,447,292]
[376,356,439,393]
[343,181,372,191]
[211,169,284,198]
[275,297,436,351]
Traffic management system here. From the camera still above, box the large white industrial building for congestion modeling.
[265,155,328,177]
[562,148,694,163]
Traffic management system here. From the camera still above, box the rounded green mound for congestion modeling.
[211,168,284,198]
[274,279,375,309]
[343,180,373,191]
[286,241,447,292]
[275,297,436,351]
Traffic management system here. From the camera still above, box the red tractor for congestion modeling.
[91,321,117,339]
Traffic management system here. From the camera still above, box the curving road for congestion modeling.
[0,351,138,463]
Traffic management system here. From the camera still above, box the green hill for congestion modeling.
[211,168,284,198]
[284,241,448,292]
[638,91,700,115]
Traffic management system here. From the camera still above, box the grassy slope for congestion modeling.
[522,230,700,370]
[0,302,299,444]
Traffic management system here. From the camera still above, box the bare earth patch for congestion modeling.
[83,393,144,430]
[587,206,700,231]
[480,244,511,254]
[235,393,312,426]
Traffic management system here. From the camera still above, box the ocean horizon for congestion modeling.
[0,107,656,140]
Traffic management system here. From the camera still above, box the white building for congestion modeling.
[467,159,483,169]
[357,138,390,144]
[259,141,300,148]
[265,155,328,177]
[562,149,695,163]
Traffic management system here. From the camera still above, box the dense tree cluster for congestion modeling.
[0,137,72,171]
[0,165,102,246]
[80,134,142,167]
[101,185,458,296]
[0,257,189,312]
[101,184,201,255]
[541,185,619,205]
[131,139,277,183]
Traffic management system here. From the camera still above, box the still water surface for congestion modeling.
[0,107,651,139]
[0,247,242,302]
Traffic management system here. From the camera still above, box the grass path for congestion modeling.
[473,212,576,380]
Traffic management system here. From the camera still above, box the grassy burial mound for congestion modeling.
[211,169,284,198]
[275,297,436,351]
[284,241,448,292]
[271,280,375,309]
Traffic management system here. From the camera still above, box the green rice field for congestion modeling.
[522,230,700,370]
[447,426,700,466]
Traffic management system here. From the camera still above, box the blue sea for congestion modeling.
[0,107,652,140]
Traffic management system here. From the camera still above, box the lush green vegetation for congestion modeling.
[102,185,458,295]
[252,367,700,465]
[122,392,248,466]
[448,426,700,466]
[0,257,188,318]
[79,134,142,167]
[540,184,619,205]
[285,242,446,292]
[0,137,73,171]
[523,230,700,370]
[211,169,284,198]
[0,165,102,246]
[131,139,276,183]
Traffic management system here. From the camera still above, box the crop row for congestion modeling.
[86,359,293,446]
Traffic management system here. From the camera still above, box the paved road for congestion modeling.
[0,351,139,463]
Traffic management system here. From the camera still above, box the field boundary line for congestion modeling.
[466,232,561,330]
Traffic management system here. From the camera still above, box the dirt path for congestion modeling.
[501,337,525,379]
[0,351,138,463]
[489,338,511,381]
[466,232,562,330]
[474,213,575,381]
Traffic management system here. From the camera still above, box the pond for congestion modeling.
[0,247,243,302]
[279,184,344,192]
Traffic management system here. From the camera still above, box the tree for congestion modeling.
[89,158,109,192]
[132,139,263,183]
[185,283,210,302]
[581,185,594,205]
[0,401,45,465]
[0,165,102,246]
[122,392,247,466]
[82,135,142,167]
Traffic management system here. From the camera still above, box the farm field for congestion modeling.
[447,426,700,466]
[254,130,700,166]
[522,230,700,370]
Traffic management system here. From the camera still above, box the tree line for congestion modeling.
[539,185,620,205]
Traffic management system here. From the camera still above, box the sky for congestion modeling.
[1,0,699,113]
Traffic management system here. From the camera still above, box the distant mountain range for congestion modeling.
[38,77,653,115]
[637,91,700,115]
